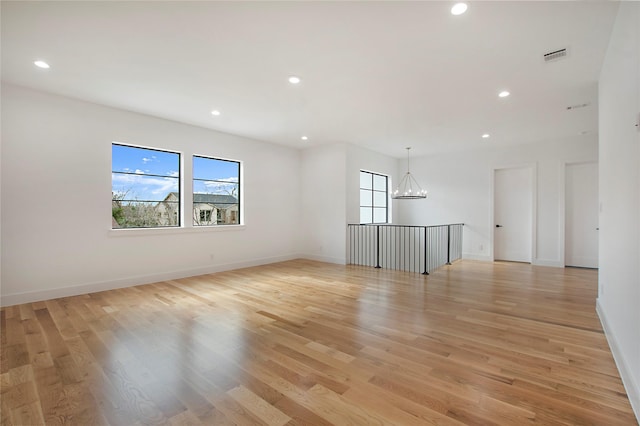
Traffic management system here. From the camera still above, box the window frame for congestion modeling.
[192,155,242,227]
[111,143,181,229]
[359,170,389,224]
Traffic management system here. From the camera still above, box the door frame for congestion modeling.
[559,160,598,268]
[490,163,537,263]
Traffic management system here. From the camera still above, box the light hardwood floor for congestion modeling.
[1,260,637,425]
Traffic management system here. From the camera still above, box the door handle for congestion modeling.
[496,224,503,228]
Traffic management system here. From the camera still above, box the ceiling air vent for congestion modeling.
[543,48,568,63]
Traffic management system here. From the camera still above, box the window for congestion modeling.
[112,144,180,228]
[200,210,212,222]
[193,156,240,226]
[360,170,388,224]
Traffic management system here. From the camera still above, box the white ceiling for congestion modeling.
[1,1,619,158]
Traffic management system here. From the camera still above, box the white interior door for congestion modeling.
[494,167,533,262]
[565,162,599,268]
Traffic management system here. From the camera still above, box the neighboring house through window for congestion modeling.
[360,170,388,224]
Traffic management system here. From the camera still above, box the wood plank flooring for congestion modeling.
[1,260,637,425]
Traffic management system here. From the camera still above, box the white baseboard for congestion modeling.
[301,253,347,265]
[462,253,492,262]
[0,253,301,307]
[532,259,564,268]
[461,254,564,268]
[597,299,640,422]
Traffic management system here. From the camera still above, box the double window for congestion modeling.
[111,144,241,229]
[360,170,388,224]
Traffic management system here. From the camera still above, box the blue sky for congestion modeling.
[193,156,239,195]
[112,145,239,201]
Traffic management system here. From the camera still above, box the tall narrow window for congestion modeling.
[193,156,240,226]
[360,170,388,224]
[111,144,180,228]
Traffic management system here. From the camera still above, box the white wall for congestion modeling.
[300,144,396,264]
[1,84,302,305]
[597,1,640,418]
[394,136,598,266]
[0,84,398,303]
[299,143,348,264]
[298,143,397,264]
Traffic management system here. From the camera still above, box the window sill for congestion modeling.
[108,224,246,237]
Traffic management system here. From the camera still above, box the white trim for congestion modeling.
[531,164,538,263]
[181,152,189,227]
[462,253,492,262]
[559,160,566,267]
[559,160,599,269]
[597,300,640,422]
[109,224,246,237]
[491,163,537,263]
[303,253,347,265]
[0,253,299,307]
[489,167,496,261]
[531,259,564,268]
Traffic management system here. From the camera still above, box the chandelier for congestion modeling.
[392,147,427,199]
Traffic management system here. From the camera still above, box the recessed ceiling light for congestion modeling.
[211,110,221,116]
[301,136,308,141]
[451,3,468,15]
[288,76,301,84]
[498,91,510,98]
[482,134,490,139]
[34,60,50,69]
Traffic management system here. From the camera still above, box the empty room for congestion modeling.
[1,1,639,425]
